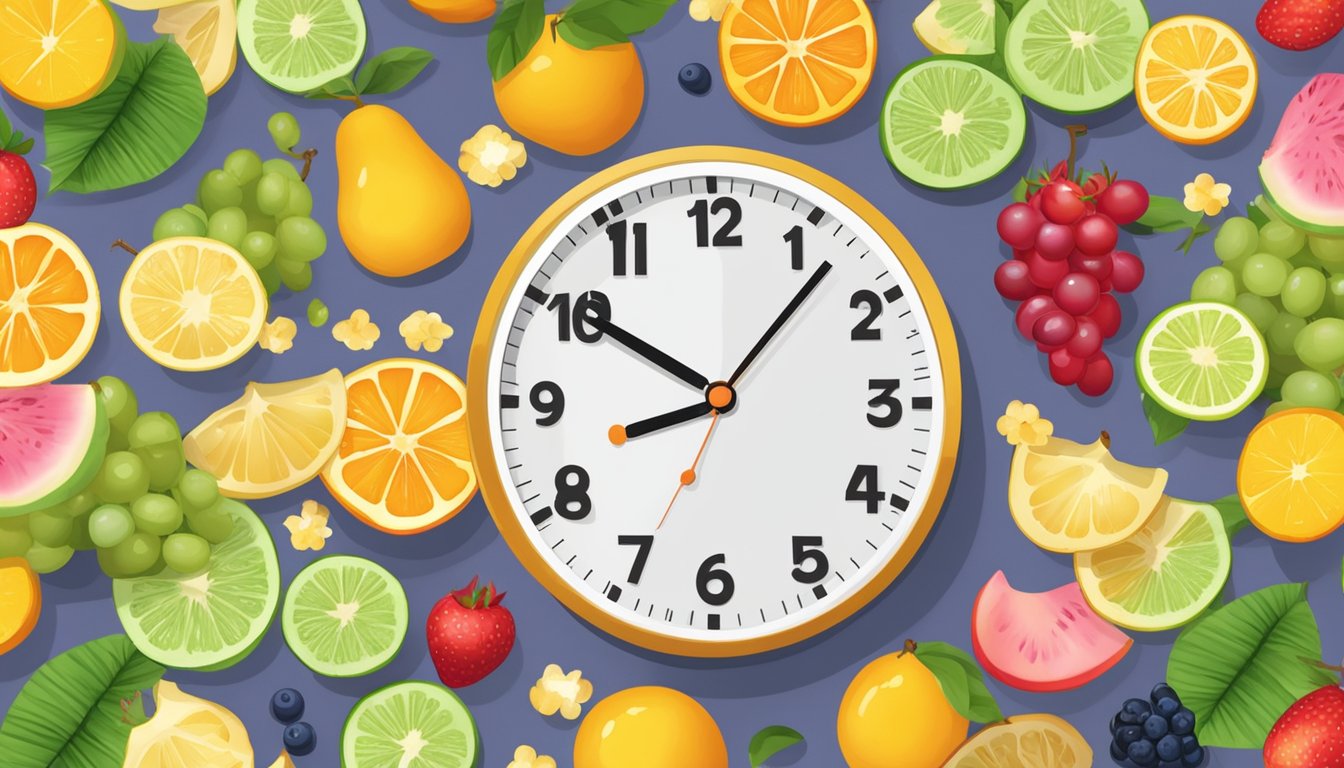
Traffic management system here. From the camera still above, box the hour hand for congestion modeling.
[610,401,712,445]
[587,315,710,391]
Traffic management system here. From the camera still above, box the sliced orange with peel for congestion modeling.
[0,556,40,656]
[719,0,876,127]
[1136,15,1258,145]
[0,0,127,109]
[321,358,476,535]
[1238,407,1344,542]
[0,223,100,388]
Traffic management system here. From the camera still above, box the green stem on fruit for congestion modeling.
[111,240,140,256]
[1065,124,1088,179]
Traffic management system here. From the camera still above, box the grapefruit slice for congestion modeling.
[0,224,102,387]
[943,714,1092,768]
[1261,74,1344,235]
[0,0,126,109]
[0,557,40,656]
[972,570,1132,692]
[0,384,108,516]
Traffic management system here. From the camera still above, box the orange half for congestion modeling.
[1136,15,1257,145]
[719,0,876,127]
[321,358,477,534]
[1238,408,1344,542]
[0,0,125,109]
[0,223,101,388]
[0,557,40,656]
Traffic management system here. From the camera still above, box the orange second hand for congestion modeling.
[656,412,720,530]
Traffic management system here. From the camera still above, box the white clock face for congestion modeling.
[482,160,952,650]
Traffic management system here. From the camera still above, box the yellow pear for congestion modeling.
[336,105,471,278]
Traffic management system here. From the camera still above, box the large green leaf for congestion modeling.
[914,641,1003,723]
[487,0,546,81]
[1167,583,1332,749]
[0,634,164,767]
[43,38,207,194]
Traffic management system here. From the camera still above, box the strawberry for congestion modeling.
[0,112,36,228]
[1257,0,1344,51]
[1264,685,1344,767]
[426,577,515,688]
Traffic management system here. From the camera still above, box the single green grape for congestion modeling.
[88,504,135,548]
[1328,274,1344,316]
[307,298,329,327]
[1190,266,1237,304]
[94,451,150,504]
[1269,352,1306,375]
[95,547,126,578]
[132,494,183,536]
[60,489,98,518]
[184,500,234,544]
[25,543,73,574]
[268,112,301,153]
[96,375,138,451]
[198,170,243,215]
[106,531,160,577]
[223,149,263,186]
[1282,370,1342,410]
[1310,235,1344,265]
[255,172,290,216]
[28,508,73,548]
[1214,217,1259,263]
[1234,292,1278,333]
[1267,312,1307,356]
[278,181,313,220]
[153,208,208,241]
[261,158,301,182]
[0,516,33,558]
[1282,267,1328,317]
[258,262,282,296]
[1242,253,1290,297]
[206,207,249,250]
[276,217,326,262]
[1260,221,1307,259]
[162,533,211,574]
[1295,317,1344,372]
[240,231,279,271]
[68,510,95,550]
[175,469,220,511]
[276,259,313,292]
[128,411,180,450]
[138,446,185,492]
[183,204,208,226]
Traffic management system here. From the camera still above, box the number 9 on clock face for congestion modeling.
[468,148,961,657]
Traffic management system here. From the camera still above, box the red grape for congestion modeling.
[1039,181,1086,225]
[1053,273,1102,315]
[1066,316,1103,358]
[1049,348,1086,385]
[1033,310,1077,347]
[1015,295,1058,339]
[1035,222,1075,261]
[997,203,1043,249]
[1110,250,1145,293]
[1090,293,1122,338]
[1078,352,1115,396]
[1025,250,1070,289]
[994,260,1036,301]
[1097,180,1149,226]
[1074,214,1119,256]
[1069,250,1114,282]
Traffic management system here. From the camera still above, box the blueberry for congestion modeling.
[1116,725,1143,748]
[1181,746,1205,767]
[283,722,316,757]
[270,688,304,724]
[678,63,712,95]
[1128,739,1158,766]
[1122,698,1153,723]
[1169,708,1195,735]
[1151,683,1180,705]
[1180,735,1200,755]
[1155,734,1182,761]
[1144,714,1170,740]
[1155,696,1181,718]
[1110,712,1124,735]
[1110,739,1128,761]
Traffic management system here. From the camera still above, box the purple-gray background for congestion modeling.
[2,1,1340,765]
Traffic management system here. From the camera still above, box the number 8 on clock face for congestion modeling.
[468,148,961,657]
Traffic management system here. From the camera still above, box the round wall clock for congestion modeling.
[468,147,961,657]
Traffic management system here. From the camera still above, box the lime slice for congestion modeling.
[1004,0,1149,113]
[1137,301,1268,421]
[914,0,997,56]
[341,681,478,768]
[236,0,366,94]
[1075,497,1231,631]
[281,555,408,677]
[880,58,1026,190]
[113,499,279,670]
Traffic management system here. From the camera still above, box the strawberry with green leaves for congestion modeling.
[0,110,36,228]
[426,577,516,688]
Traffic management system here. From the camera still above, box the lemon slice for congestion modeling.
[1136,15,1257,145]
[943,714,1091,768]
[184,369,346,499]
[1009,433,1167,552]
[153,0,238,96]
[125,680,254,768]
[119,237,266,372]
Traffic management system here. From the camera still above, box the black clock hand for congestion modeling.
[728,261,833,386]
[587,315,710,391]
[615,401,713,443]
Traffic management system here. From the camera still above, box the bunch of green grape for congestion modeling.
[0,376,247,580]
[1188,195,1344,416]
[151,112,326,296]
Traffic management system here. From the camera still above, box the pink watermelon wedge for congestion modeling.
[1261,74,1344,235]
[0,384,106,516]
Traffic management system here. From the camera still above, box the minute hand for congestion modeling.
[587,316,710,391]
[728,261,833,386]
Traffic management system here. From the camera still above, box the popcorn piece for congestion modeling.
[529,663,593,721]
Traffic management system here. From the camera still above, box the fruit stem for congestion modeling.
[550,15,561,42]
[1064,124,1088,179]
[111,239,140,256]
[899,639,918,657]
[296,148,318,182]
[1099,430,1111,449]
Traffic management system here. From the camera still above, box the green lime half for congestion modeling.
[1004,0,1149,113]
[914,0,997,56]
[113,499,279,670]
[1136,301,1268,421]
[880,58,1026,190]
[236,0,367,94]
[341,681,478,768]
[281,554,408,678]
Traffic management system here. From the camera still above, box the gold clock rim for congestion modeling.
[467,145,962,658]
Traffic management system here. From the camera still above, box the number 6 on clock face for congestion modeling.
[468,148,961,657]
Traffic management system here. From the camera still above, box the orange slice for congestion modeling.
[321,358,476,534]
[1136,15,1258,145]
[0,557,40,656]
[1238,408,1344,542]
[0,223,101,388]
[0,0,126,109]
[719,0,876,127]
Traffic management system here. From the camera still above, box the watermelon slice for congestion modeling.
[1260,73,1344,235]
[0,384,107,517]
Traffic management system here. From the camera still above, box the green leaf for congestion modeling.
[1167,583,1333,749]
[43,39,206,194]
[0,635,164,767]
[0,110,10,145]
[354,47,434,95]
[305,76,358,100]
[1127,195,1203,235]
[1010,177,1028,203]
[748,725,804,767]
[487,0,546,80]
[557,0,676,50]
[914,641,1003,723]
[1210,493,1251,539]
[1142,393,1189,445]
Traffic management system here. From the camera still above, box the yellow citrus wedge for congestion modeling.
[321,358,476,534]
[119,237,266,372]
[0,0,126,109]
[1136,15,1258,145]
[184,369,346,499]
[153,0,238,96]
[1009,433,1168,553]
[1238,407,1344,542]
[125,680,254,768]
[0,223,100,388]
[719,0,877,127]
[943,714,1092,768]
[0,557,40,656]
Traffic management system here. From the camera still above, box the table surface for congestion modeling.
[2,1,1340,766]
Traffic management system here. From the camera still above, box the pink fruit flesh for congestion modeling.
[0,384,98,509]
[1260,74,1344,234]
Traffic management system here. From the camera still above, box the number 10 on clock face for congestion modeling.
[471,151,960,656]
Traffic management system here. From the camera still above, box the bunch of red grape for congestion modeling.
[993,170,1150,396]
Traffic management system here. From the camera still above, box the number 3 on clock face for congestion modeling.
[468,148,961,657]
